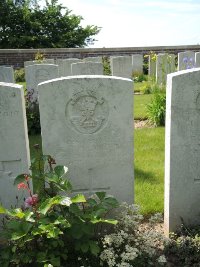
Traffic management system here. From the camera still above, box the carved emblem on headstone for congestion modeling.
[66,89,109,134]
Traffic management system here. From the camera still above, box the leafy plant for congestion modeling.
[25,93,41,134]
[0,149,118,267]
[133,73,147,83]
[102,56,111,76]
[14,68,25,82]
[35,51,45,62]
[100,203,167,267]
[164,225,200,266]
[147,91,166,126]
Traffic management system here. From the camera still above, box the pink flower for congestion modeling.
[17,182,28,190]
[25,194,38,208]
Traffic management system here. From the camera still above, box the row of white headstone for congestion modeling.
[0,50,199,86]
[149,51,200,85]
[1,67,200,235]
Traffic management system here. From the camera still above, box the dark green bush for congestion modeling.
[164,228,200,266]
[14,68,25,82]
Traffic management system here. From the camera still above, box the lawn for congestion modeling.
[134,127,165,215]
[134,94,152,120]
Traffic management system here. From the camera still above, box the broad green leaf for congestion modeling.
[102,197,119,208]
[7,208,25,219]
[13,174,26,185]
[89,240,100,256]
[54,165,68,177]
[80,242,89,253]
[95,192,106,201]
[70,224,83,239]
[69,203,81,215]
[38,196,71,215]
[0,204,7,214]
[71,194,86,203]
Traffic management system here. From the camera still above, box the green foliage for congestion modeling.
[14,68,25,82]
[147,91,166,126]
[0,151,118,266]
[133,73,147,83]
[0,0,100,48]
[26,100,41,134]
[35,51,45,62]
[164,225,200,266]
[102,56,111,75]
[100,203,167,267]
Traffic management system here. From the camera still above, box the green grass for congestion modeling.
[134,81,149,92]
[134,127,165,215]
[134,94,152,120]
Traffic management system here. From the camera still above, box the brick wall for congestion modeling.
[0,45,200,68]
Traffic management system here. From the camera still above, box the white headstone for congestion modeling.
[195,52,200,68]
[132,54,143,75]
[38,76,134,203]
[165,68,200,235]
[148,55,156,77]
[25,64,59,103]
[111,56,133,79]
[24,59,55,68]
[83,57,102,63]
[0,66,15,83]
[156,53,176,85]
[178,51,195,71]
[0,83,30,209]
[57,58,81,76]
[71,62,104,75]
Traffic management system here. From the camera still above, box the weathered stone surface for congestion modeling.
[57,58,81,76]
[24,59,55,67]
[178,51,195,70]
[148,55,156,77]
[110,56,133,79]
[165,68,200,235]
[83,57,102,63]
[71,62,103,75]
[0,83,30,209]
[195,52,200,67]
[38,76,134,203]
[0,66,15,83]
[156,53,176,85]
[25,64,59,103]
[132,54,143,75]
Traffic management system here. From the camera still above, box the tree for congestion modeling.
[0,0,100,48]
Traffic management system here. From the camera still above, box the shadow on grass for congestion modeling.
[134,167,158,183]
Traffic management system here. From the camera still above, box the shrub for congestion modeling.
[25,90,41,134]
[0,151,118,267]
[147,91,166,126]
[14,68,25,82]
[102,56,111,75]
[133,73,147,83]
[164,225,200,266]
[100,205,167,266]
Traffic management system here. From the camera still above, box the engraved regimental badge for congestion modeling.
[66,89,109,134]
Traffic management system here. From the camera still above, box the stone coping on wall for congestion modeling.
[0,44,200,54]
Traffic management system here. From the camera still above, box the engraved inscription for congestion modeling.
[0,111,19,117]
[66,89,109,134]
